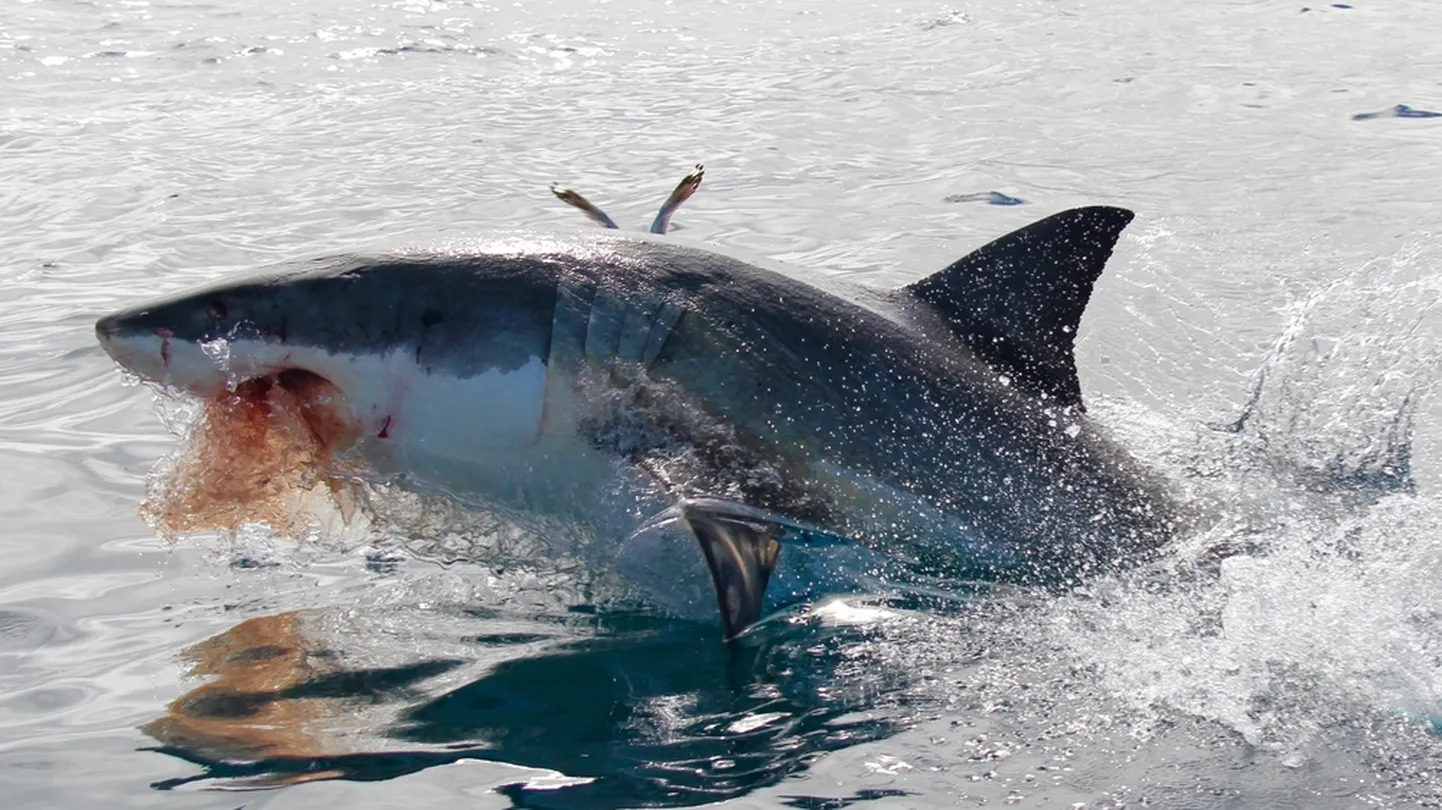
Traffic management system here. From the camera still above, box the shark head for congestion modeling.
[94,250,568,463]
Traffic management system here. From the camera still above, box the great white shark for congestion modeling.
[94,202,1176,638]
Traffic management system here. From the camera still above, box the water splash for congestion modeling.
[1051,240,1442,761]
[1219,242,1442,498]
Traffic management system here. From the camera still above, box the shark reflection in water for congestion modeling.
[144,607,904,808]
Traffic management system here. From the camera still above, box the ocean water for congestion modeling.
[4,0,1442,807]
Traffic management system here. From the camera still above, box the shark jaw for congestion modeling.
[95,322,574,538]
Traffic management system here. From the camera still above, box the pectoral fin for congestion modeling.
[681,504,781,640]
[638,498,853,639]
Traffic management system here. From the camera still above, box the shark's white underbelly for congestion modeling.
[341,352,663,534]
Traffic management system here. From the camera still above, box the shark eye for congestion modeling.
[206,300,228,321]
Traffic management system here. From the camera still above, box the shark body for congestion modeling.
[95,206,1174,637]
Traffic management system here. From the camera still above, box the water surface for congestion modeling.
[4,0,1442,807]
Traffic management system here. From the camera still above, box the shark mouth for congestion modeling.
[142,367,366,540]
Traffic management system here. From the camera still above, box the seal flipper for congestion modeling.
[649,163,704,235]
[899,206,1134,410]
[550,183,620,229]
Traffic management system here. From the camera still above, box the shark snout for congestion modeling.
[95,304,238,396]
[95,309,170,381]
[95,299,169,342]
[94,311,125,343]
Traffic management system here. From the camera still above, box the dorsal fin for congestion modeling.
[900,206,1135,410]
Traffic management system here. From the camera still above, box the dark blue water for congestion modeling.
[146,611,904,807]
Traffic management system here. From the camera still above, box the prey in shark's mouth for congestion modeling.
[139,366,362,538]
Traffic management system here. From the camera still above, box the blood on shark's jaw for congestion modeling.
[235,368,362,454]
[96,318,372,461]
[140,365,367,539]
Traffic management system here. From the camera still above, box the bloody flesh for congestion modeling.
[142,370,359,538]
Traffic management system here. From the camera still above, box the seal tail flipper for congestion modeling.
[649,163,704,235]
[550,183,620,229]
